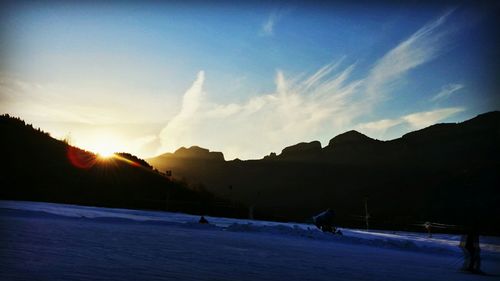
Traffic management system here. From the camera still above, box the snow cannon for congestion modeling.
[312,209,336,233]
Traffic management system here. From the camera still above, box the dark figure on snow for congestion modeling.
[424,222,432,238]
[199,216,209,224]
[459,230,481,273]
[312,209,336,233]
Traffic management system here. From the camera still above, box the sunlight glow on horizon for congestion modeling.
[96,151,115,159]
[81,133,120,159]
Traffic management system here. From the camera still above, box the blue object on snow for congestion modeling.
[312,209,336,232]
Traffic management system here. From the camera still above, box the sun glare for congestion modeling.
[92,143,116,158]
[70,131,129,160]
[97,150,115,159]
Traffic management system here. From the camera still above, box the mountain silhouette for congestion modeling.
[148,111,500,234]
[160,146,225,161]
[327,130,376,147]
[0,114,244,217]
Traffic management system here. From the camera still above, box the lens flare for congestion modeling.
[67,146,96,169]
[90,143,115,158]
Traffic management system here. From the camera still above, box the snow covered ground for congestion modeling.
[1,200,499,281]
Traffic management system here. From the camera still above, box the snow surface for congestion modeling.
[1,200,499,281]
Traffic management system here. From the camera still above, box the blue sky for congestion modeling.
[1,1,499,159]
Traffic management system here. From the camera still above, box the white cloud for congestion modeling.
[158,71,206,151]
[158,60,363,159]
[402,107,464,128]
[357,118,405,134]
[303,58,345,89]
[261,16,276,36]
[157,10,461,160]
[0,73,169,158]
[430,83,464,101]
[260,10,288,36]
[0,73,170,125]
[1,10,461,161]
[365,9,454,98]
[357,107,464,138]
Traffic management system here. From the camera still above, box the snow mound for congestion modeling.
[1,200,499,258]
[224,223,500,258]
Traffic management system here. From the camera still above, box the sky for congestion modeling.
[1,1,499,160]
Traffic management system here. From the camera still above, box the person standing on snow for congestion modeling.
[199,215,209,224]
[460,229,481,273]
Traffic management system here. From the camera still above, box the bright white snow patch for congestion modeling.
[1,200,499,280]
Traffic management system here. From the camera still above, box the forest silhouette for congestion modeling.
[0,114,246,218]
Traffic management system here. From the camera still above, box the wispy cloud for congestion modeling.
[158,60,363,159]
[3,9,461,161]
[365,9,455,99]
[260,10,288,36]
[159,71,206,151]
[158,10,460,159]
[402,107,464,128]
[261,15,276,36]
[356,118,405,135]
[0,73,168,157]
[357,107,464,138]
[430,83,464,101]
[0,73,170,125]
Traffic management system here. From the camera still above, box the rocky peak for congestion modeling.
[173,146,225,161]
[281,141,322,156]
[326,130,374,148]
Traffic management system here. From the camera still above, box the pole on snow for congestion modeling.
[364,197,370,230]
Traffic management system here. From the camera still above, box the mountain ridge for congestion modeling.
[147,111,500,234]
[149,111,500,162]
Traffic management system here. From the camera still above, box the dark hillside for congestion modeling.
[0,115,244,217]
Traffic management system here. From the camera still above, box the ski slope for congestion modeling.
[1,200,499,281]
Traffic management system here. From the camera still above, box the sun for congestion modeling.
[77,132,124,160]
[96,149,115,159]
[92,143,115,159]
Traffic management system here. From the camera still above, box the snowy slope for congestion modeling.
[1,200,499,281]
